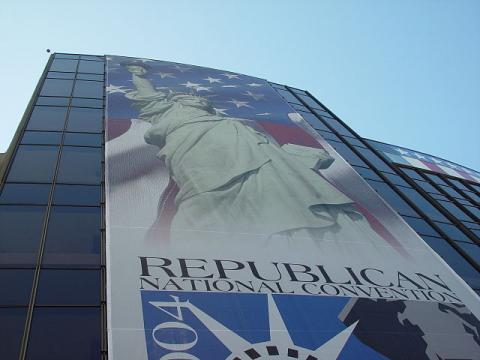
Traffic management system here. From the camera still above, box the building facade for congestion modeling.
[0,53,479,360]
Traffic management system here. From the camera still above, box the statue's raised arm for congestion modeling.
[125,63,162,98]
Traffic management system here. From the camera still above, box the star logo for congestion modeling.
[106,84,128,94]
[204,76,222,84]
[222,73,240,79]
[244,91,265,101]
[156,72,175,79]
[228,99,252,108]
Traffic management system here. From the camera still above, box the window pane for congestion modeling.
[21,131,62,145]
[0,184,51,204]
[329,142,368,167]
[396,187,450,223]
[400,168,424,181]
[424,173,448,185]
[448,179,471,192]
[36,96,70,106]
[56,147,102,184]
[429,193,449,201]
[66,107,103,133]
[464,206,480,219]
[26,307,100,360]
[382,173,410,187]
[413,179,441,194]
[422,236,480,289]
[43,206,101,267]
[355,147,394,173]
[0,205,45,266]
[49,58,78,72]
[78,60,104,74]
[402,216,439,237]
[47,71,75,79]
[297,94,323,109]
[40,79,73,97]
[316,114,355,137]
[76,73,104,81]
[55,54,79,59]
[275,88,301,104]
[27,106,68,131]
[73,80,103,99]
[456,242,480,266]
[463,191,480,204]
[0,308,27,360]
[352,166,382,181]
[7,145,59,183]
[0,269,34,305]
[36,269,100,305]
[344,136,367,148]
[63,133,102,147]
[319,130,341,143]
[366,180,419,217]
[70,98,103,108]
[80,55,103,61]
[437,200,475,222]
[291,104,310,113]
[439,185,464,199]
[435,222,473,243]
[53,185,101,206]
[301,112,331,131]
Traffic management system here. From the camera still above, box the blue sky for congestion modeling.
[1,0,479,170]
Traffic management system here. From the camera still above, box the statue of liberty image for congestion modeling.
[123,62,396,250]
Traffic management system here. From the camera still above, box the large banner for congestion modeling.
[105,56,480,360]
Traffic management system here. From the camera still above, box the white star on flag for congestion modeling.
[181,81,201,89]
[256,113,271,116]
[204,77,222,84]
[244,91,265,101]
[396,148,411,155]
[213,108,228,116]
[228,99,252,108]
[222,85,239,88]
[106,84,128,94]
[156,72,175,79]
[195,86,211,92]
[247,83,263,87]
[139,58,154,63]
[174,65,191,72]
[222,73,240,79]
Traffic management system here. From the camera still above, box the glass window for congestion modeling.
[40,79,73,97]
[269,83,286,90]
[355,147,394,173]
[76,73,104,81]
[382,173,410,187]
[43,206,101,267]
[301,112,331,131]
[73,80,103,99]
[413,179,441,194]
[36,96,70,106]
[448,179,471,192]
[463,191,480,204]
[55,54,79,59]
[0,183,51,204]
[0,308,27,360]
[429,193,449,201]
[0,205,45,266]
[66,107,103,133]
[26,307,100,360]
[435,222,472,243]
[396,187,450,223]
[290,87,307,95]
[7,145,59,183]
[424,173,448,185]
[80,55,104,61]
[21,131,62,145]
[421,236,480,289]
[366,180,419,217]
[47,71,75,79]
[438,185,464,199]
[70,98,103,108]
[344,136,367,148]
[317,115,356,137]
[27,106,68,131]
[296,94,323,109]
[456,242,480,266]
[291,103,310,113]
[56,147,102,184]
[437,200,475,222]
[0,269,34,305]
[63,133,102,147]
[402,216,439,237]
[78,60,104,74]
[318,130,342,143]
[275,88,301,104]
[468,183,480,192]
[457,198,473,206]
[36,269,100,305]
[399,168,424,181]
[351,166,382,181]
[329,142,368,167]
[53,185,101,206]
[312,108,332,119]
[464,205,480,219]
[49,58,78,72]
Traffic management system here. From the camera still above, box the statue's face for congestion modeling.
[127,65,147,76]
